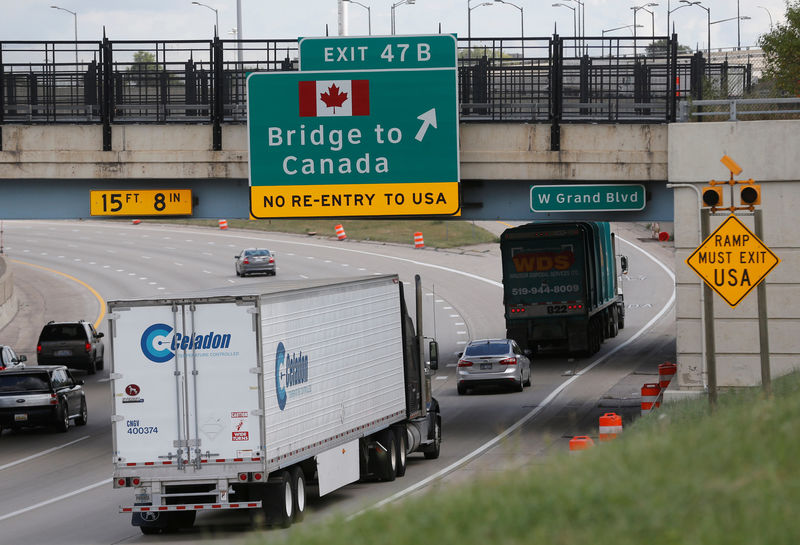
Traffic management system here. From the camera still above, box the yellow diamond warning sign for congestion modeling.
[686,214,780,308]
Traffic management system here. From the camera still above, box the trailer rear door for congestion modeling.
[110,300,262,469]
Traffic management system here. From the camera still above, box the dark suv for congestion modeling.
[37,320,105,374]
[0,365,87,433]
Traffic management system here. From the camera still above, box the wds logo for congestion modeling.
[274,342,309,411]
[512,249,575,273]
[140,323,232,363]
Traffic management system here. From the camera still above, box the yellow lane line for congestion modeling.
[10,259,106,329]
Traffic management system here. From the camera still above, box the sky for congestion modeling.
[0,0,789,53]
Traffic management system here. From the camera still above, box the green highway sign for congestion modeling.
[530,184,646,212]
[246,68,460,218]
[299,35,457,71]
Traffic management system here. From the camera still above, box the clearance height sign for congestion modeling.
[246,68,460,218]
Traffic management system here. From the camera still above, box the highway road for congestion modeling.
[0,220,676,544]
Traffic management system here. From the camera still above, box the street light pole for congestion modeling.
[710,16,751,49]
[344,0,371,35]
[50,5,78,68]
[680,1,709,60]
[192,1,219,37]
[495,0,524,38]
[757,5,773,27]
[391,0,415,36]
[552,3,576,42]
[631,3,659,57]
[468,0,493,42]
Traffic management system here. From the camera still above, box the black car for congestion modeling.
[0,365,87,433]
[36,320,105,374]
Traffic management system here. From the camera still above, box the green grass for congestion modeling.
[258,374,800,545]
[149,219,498,248]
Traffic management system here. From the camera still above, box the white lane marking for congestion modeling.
[173,262,184,267]
[456,331,467,335]
[455,322,465,326]
[446,363,457,368]
[435,376,448,380]
[202,270,212,274]
[300,275,309,279]
[140,255,152,260]
[349,235,675,520]
[0,436,90,472]
[435,299,444,303]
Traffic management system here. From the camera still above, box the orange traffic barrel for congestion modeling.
[569,436,594,452]
[641,383,662,415]
[598,412,622,441]
[659,361,677,389]
[218,219,228,230]
[414,232,424,249]
[335,224,347,241]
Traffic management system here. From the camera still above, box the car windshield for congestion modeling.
[245,250,271,257]
[0,373,50,393]
[464,341,510,357]
[39,324,85,341]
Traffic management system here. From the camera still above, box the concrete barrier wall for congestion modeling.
[0,255,18,332]
[670,120,800,389]
[0,123,668,182]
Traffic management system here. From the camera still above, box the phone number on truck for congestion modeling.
[511,284,580,296]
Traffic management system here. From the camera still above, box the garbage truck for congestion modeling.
[108,274,441,534]
[500,222,627,355]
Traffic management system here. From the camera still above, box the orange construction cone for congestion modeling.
[334,224,347,240]
[598,412,623,441]
[641,383,662,415]
[658,362,677,389]
[569,436,594,452]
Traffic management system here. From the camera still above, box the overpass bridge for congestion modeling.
[1,34,799,394]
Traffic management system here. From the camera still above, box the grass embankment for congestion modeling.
[158,219,498,249]
[263,374,800,545]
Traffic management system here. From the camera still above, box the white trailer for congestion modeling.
[108,275,440,534]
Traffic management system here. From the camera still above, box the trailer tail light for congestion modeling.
[510,307,526,314]
[457,360,473,367]
[568,304,583,310]
[238,472,248,482]
[252,472,264,482]
[114,477,141,488]
[499,357,517,365]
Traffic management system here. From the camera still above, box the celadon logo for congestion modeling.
[140,323,232,363]
[274,342,309,411]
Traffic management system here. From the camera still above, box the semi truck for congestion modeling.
[108,274,441,534]
[500,222,627,355]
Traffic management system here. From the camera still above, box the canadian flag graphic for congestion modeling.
[299,80,370,117]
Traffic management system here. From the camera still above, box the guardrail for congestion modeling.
[678,97,800,122]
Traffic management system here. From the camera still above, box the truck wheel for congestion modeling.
[266,471,294,528]
[87,359,96,375]
[75,398,88,426]
[291,466,306,522]
[423,414,442,460]
[618,310,625,330]
[55,401,70,432]
[378,429,397,482]
[393,426,407,477]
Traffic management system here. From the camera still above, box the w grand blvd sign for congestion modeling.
[530,184,645,212]
[246,66,459,218]
[686,214,780,308]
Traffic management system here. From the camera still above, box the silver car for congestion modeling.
[235,248,276,277]
[456,339,532,395]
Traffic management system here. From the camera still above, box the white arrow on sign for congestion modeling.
[415,108,438,142]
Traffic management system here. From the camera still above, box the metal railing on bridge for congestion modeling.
[0,33,759,150]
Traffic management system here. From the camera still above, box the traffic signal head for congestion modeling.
[702,186,723,207]
[740,184,761,206]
